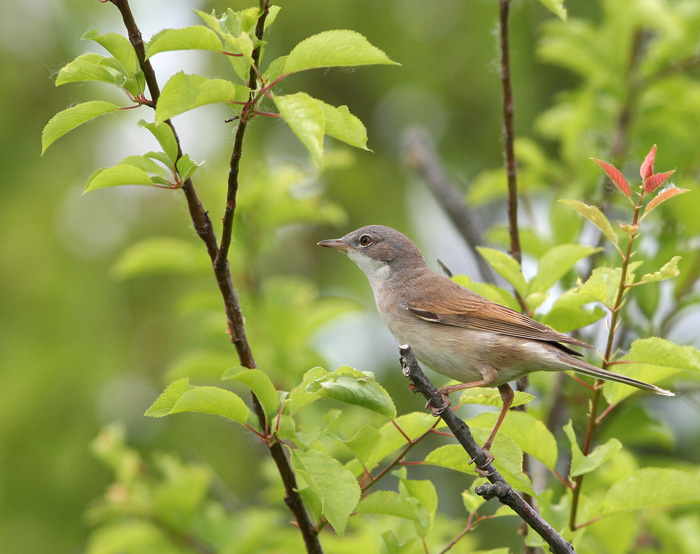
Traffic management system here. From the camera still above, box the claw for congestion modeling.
[426,393,451,416]
[469,447,495,476]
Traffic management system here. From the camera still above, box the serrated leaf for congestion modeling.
[222,367,279,420]
[170,386,249,423]
[155,72,249,123]
[146,26,223,59]
[458,388,535,408]
[604,338,699,404]
[291,448,360,536]
[176,154,203,181]
[145,378,192,417]
[643,186,689,218]
[575,266,623,309]
[643,170,675,194]
[559,199,620,250]
[55,53,126,87]
[84,164,154,193]
[112,237,208,279]
[397,476,437,534]
[42,101,120,154]
[469,411,558,471]
[284,30,398,74]
[592,158,630,197]
[640,145,656,179]
[529,244,601,294]
[476,247,528,298]
[601,468,700,514]
[639,256,681,285]
[82,29,139,75]
[356,491,429,527]
[273,92,325,166]
[538,0,567,20]
[564,421,621,476]
[263,55,288,83]
[314,99,368,150]
[118,155,171,177]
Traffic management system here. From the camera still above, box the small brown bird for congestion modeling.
[319,225,673,458]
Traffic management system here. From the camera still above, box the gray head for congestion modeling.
[318,225,427,285]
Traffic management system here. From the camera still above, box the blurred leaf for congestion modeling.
[469,411,558,471]
[138,120,179,165]
[530,244,601,294]
[638,256,681,285]
[263,55,288,83]
[575,266,623,309]
[452,275,521,312]
[42,101,121,154]
[273,92,325,165]
[166,351,236,381]
[146,26,222,58]
[356,490,429,527]
[564,420,621,477]
[84,164,154,193]
[458,388,535,408]
[112,237,209,279]
[476,247,528,298]
[601,468,700,514]
[540,290,606,333]
[604,338,700,404]
[290,448,360,536]
[86,520,183,554]
[222,367,279,420]
[284,30,398,74]
[560,199,620,251]
[155,72,249,123]
[315,99,369,150]
[538,0,567,21]
[462,489,486,513]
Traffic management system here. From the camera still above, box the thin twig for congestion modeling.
[107,2,322,552]
[399,346,576,554]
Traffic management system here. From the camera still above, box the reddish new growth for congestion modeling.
[593,145,677,198]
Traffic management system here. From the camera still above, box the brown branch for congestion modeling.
[399,346,576,554]
[107,2,321,552]
[401,128,499,286]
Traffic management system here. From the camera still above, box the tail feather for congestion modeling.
[565,356,674,397]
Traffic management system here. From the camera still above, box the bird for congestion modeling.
[318,224,674,460]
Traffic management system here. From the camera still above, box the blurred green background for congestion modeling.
[3,0,699,552]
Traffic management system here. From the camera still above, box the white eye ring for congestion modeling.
[359,235,373,247]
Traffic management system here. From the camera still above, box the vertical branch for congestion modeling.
[107,2,322,552]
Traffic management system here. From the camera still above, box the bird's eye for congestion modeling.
[359,234,374,247]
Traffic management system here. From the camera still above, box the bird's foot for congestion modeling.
[469,447,495,477]
[426,391,451,416]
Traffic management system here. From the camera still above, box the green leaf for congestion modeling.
[118,155,170,177]
[84,164,154,193]
[82,29,139,74]
[476,247,528,298]
[530,244,601,294]
[540,290,606,333]
[564,420,622,477]
[284,30,398,74]
[263,55,288,83]
[176,154,204,181]
[538,0,567,20]
[452,275,521,312]
[155,72,249,123]
[222,367,279,420]
[397,473,438,535]
[469,411,558,471]
[55,53,127,87]
[145,26,223,59]
[356,490,429,527]
[458,388,535,408]
[145,378,192,417]
[560,199,620,253]
[291,448,360,536]
[111,237,208,279]
[273,92,325,166]
[303,366,396,419]
[137,120,179,165]
[166,351,238,381]
[42,101,121,154]
[604,338,700,404]
[315,99,369,150]
[638,256,681,285]
[575,266,623,309]
[170,386,249,423]
[601,468,700,514]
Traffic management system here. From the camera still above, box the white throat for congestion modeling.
[347,249,392,292]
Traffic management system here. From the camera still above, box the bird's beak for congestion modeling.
[317,238,349,251]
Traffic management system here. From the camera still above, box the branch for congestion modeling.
[401,128,499,286]
[399,346,576,554]
[108,2,322,552]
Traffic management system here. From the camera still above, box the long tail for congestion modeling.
[564,355,674,397]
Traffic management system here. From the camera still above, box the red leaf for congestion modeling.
[643,170,675,193]
[644,186,688,217]
[592,158,631,197]
[640,144,656,180]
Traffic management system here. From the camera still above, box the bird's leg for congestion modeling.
[431,378,495,416]
[480,383,515,454]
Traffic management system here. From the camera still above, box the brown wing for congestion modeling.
[402,273,592,350]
